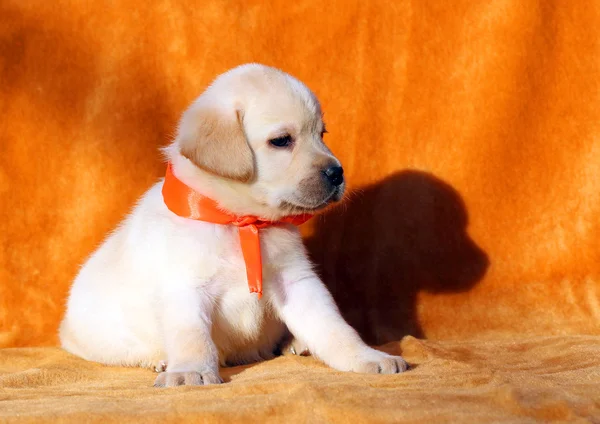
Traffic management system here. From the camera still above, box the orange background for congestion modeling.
[1,0,599,348]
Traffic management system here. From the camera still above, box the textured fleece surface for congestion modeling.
[1,337,599,423]
[2,0,600,347]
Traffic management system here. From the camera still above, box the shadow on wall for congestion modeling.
[304,170,489,344]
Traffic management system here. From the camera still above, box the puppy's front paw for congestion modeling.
[348,348,408,374]
[153,370,223,387]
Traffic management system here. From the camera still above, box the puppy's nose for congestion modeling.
[323,166,344,186]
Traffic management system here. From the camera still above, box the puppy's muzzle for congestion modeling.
[323,166,344,187]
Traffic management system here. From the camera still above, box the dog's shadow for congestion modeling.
[304,170,490,345]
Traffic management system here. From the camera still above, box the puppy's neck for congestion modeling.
[164,147,285,221]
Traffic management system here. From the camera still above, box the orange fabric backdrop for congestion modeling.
[1,0,599,348]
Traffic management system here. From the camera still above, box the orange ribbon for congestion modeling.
[161,162,313,299]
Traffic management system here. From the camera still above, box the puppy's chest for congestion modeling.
[206,227,289,338]
[194,225,293,291]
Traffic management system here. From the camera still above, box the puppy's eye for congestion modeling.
[269,135,293,148]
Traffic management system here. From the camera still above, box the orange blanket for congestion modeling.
[2,336,599,422]
[2,1,599,347]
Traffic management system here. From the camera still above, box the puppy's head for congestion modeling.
[173,64,344,218]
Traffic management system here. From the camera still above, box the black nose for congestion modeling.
[323,166,344,186]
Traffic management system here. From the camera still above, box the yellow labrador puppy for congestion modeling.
[60,64,407,387]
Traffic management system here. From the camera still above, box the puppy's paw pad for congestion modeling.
[153,370,223,387]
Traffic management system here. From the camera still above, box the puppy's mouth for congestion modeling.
[280,187,343,214]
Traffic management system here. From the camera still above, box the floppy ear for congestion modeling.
[179,106,255,182]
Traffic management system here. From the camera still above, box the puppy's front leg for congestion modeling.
[154,284,222,387]
[273,274,408,374]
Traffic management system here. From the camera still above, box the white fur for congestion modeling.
[60,64,407,386]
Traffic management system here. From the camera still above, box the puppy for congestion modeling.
[59,64,408,387]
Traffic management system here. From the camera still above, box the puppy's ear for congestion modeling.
[179,106,254,182]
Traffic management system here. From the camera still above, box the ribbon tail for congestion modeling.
[238,225,263,299]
